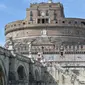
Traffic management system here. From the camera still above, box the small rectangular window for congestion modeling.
[38,19,40,23]
[61,52,63,56]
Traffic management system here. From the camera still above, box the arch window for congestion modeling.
[17,66,26,80]
[37,18,49,24]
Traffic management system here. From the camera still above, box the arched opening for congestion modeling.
[0,66,4,85]
[17,66,26,80]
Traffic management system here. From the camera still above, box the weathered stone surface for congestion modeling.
[2,0,85,85]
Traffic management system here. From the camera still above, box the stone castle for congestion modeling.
[0,0,85,85]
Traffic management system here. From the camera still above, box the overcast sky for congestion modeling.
[0,0,85,46]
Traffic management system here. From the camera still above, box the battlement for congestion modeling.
[29,2,63,8]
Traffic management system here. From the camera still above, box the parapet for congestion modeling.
[5,18,85,35]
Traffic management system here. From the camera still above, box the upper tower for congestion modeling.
[26,1,65,24]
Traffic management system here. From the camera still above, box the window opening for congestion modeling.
[61,52,63,56]
[81,22,85,25]
[42,19,45,24]
[62,21,65,23]
[38,19,40,23]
